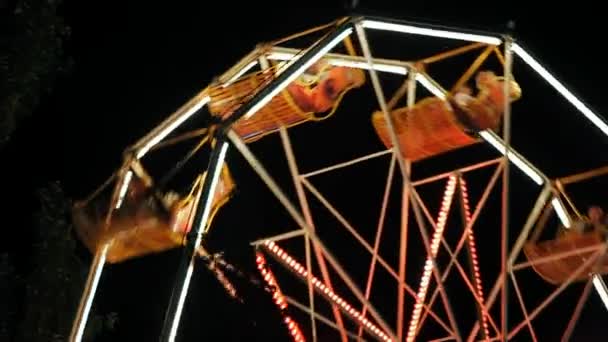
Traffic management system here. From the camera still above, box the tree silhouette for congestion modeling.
[0,1,116,340]
[0,181,117,341]
[0,0,72,148]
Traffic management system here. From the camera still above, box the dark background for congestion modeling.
[3,0,608,341]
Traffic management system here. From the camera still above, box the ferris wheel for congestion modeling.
[68,15,608,342]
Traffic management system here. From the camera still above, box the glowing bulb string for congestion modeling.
[260,240,393,342]
[459,177,491,339]
[406,175,458,342]
[256,250,307,342]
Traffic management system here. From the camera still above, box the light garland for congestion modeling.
[406,175,457,342]
[255,251,306,342]
[459,177,490,339]
[261,240,393,342]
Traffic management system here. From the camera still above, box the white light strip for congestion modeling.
[267,51,297,61]
[198,142,229,239]
[222,60,258,87]
[73,243,109,342]
[136,96,211,159]
[267,51,408,75]
[478,131,544,185]
[551,198,571,228]
[114,170,133,209]
[167,141,229,342]
[330,58,408,74]
[168,260,195,342]
[415,74,445,98]
[362,19,502,46]
[512,44,608,137]
[593,275,608,308]
[242,27,353,119]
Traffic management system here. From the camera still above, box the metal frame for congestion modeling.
[69,14,608,342]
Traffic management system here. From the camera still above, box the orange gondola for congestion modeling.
[522,231,608,285]
[72,166,235,263]
[372,71,522,162]
[208,59,366,142]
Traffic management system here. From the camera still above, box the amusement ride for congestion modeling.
[67,15,608,342]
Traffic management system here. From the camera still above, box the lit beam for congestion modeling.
[593,275,608,309]
[512,43,608,136]
[478,131,544,186]
[267,47,409,75]
[134,94,211,159]
[217,46,263,85]
[361,19,502,45]
[69,243,110,342]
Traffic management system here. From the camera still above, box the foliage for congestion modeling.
[0,182,117,341]
[0,252,21,341]
[0,0,73,147]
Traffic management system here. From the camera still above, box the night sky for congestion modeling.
[4,1,608,341]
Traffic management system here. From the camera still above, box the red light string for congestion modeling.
[260,240,393,342]
[459,177,490,339]
[406,175,457,342]
[256,250,306,342]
